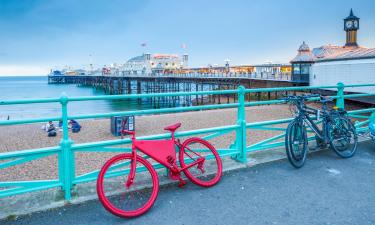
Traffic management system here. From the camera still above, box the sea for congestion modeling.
[0,76,154,120]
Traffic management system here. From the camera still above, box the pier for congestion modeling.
[48,73,298,105]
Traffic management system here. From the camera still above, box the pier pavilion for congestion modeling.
[120,53,188,75]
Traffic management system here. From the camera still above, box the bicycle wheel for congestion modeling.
[328,116,358,158]
[97,154,159,218]
[179,137,222,187]
[285,119,308,168]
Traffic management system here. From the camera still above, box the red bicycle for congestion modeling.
[97,122,223,218]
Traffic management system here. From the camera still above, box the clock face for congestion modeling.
[353,20,358,28]
[346,20,353,29]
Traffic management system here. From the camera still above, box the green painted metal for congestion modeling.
[232,86,247,162]
[336,82,345,108]
[0,152,55,170]
[69,103,239,120]
[0,117,62,126]
[0,82,374,200]
[370,112,375,122]
[0,181,62,198]
[247,133,285,150]
[59,93,74,200]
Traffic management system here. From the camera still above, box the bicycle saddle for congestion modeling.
[164,123,181,132]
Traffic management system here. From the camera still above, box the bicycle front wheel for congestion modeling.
[328,116,358,158]
[179,137,222,187]
[285,119,308,168]
[97,154,159,218]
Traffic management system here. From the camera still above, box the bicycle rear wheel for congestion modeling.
[328,116,358,158]
[97,154,159,218]
[179,137,222,187]
[285,119,308,168]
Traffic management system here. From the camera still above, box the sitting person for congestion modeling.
[70,119,81,133]
[45,121,54,132]
[46,121,57,137]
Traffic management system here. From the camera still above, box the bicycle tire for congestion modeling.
[328,115,358,158]
[97,154,159,218]
[285,119,308,168]
[179,137,222,187]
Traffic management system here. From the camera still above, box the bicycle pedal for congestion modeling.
[178,180,187,188]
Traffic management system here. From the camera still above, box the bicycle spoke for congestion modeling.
[180,138,222,187]
[97,154,158,217]
[329,116,358,158]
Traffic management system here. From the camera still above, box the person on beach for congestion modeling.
[45,121,57,137]
[44,121,53,132]
[70,119,81,133]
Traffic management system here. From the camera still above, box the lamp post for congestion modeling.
[224,59,230,75]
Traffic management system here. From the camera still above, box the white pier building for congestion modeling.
[291,9,375,93]
[120,53,188,75]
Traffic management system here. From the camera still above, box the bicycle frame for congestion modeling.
[125,134,205,187]
[296,103,330,142]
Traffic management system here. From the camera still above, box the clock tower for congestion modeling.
[344,9,360,47]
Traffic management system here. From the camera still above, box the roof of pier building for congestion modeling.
[290,42,317,63]
[312,45,375,62]
[126,54,182,63]
[127,55,145,62]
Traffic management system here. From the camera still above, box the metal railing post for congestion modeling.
[58,92,74,200]
[336,82,345,109]
[232,86,247,163]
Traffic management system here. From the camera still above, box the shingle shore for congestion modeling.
[0,105,291,181]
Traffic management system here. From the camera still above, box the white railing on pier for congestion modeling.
[100,72,291,82]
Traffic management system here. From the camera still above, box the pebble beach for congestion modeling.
[0,105,292,182]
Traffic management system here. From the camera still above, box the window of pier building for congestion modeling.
[293,64,301,74]
[292,64,310,74]
[301,64,310,75]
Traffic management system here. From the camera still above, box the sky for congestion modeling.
[0,0,375,76]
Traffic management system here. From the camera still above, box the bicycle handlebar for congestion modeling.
[280,94,336,104]
[279,94,321,102]
[120,117,135,138]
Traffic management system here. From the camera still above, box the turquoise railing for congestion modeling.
[0,82,374,200]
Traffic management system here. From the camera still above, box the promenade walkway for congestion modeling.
[3,141,374,225]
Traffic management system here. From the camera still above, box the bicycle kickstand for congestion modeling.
[168,166,187,188]
[178,178,187,188]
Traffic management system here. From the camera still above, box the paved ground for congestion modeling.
[2,141,375,225]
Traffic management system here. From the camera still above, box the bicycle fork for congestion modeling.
[125,144,137,189]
